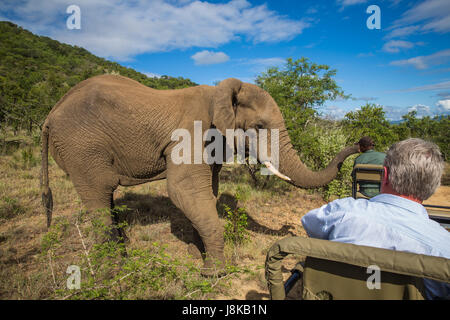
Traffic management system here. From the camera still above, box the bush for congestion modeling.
[342,104,398,151]
[223,205,249,245]
[223,189,250,245]
[295,119,356,201]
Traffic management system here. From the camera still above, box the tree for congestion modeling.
[394,111,449,160]
[432,115,449,161]
[255,57,349,151]
[342,103,397,151]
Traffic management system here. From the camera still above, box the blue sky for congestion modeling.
[1,0,449,120]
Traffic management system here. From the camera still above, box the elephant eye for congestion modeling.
[256,124,264,130]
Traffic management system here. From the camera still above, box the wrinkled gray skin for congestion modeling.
[41,75,359,275]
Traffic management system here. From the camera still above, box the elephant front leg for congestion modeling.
[189,163,222,259]
[166,161,225,276]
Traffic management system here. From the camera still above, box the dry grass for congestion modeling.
[442,162,450,186]
[0,137,326,300]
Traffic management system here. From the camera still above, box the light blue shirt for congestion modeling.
[301,193,450,299]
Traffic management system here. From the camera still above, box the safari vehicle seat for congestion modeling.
[265,236,450,300]
[351,164,384,199]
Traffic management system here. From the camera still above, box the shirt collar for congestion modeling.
[369,193,428,217]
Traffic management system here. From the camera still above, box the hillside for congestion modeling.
[0,21,197,133]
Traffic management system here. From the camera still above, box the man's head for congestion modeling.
[383,138,444,201]
[358,136,375,153]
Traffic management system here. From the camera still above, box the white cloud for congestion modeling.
[245,57,285,67]
[336,0,368,10]
[436,99,450,111]
[388,0,450,38]
[191,50,230,65]
[390,49,450,69]
[437,91,450,99]
[304,42,318,49]
[318,105,354,120]
[143,72,162,78]
[382,103,449,121]
[395,0,450,30]
[390,56,427,69]
[0,0,309,61]
[382,40,417,53]
[382,105,409,121]
[353,96,378,101]
[357,52,374,58]
[388,0,403,7]
[408,103,450,118]
[319,105,348,120]
[390,80,450,93]
[408,104,431,116]
[384,25,421,39]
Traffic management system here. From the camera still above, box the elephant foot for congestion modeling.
[200,255,227,278]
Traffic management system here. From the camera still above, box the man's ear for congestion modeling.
[379,166,388,194]
[382,166,389,186]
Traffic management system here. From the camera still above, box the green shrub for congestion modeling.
[297,120,356,201]
[342,103,398,151]
[40,217,69,254]
[223,204,249,245]
[223,189,250,245]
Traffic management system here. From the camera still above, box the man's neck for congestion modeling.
[381,185,423,204]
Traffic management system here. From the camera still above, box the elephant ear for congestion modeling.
[210,78,242,135]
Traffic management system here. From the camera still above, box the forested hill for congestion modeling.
[0,21,198,132]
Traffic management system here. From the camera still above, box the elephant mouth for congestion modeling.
[263,161,292,181]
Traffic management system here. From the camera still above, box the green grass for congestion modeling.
[0,197,27,220]
[37,210,243,300]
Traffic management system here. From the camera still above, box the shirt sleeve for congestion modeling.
[301,200,348,240]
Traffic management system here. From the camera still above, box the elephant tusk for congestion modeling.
[263,161,292,181]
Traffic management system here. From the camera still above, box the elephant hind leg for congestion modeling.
[69,171,124,243]
[188,229,206,259]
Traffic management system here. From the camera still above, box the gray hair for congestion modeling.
[384,138,444,201]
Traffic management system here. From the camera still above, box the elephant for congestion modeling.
[40,74,360,275]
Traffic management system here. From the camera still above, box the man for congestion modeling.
[301,138,450,299]
[354,136,386,197]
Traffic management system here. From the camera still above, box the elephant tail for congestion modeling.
[41,122,53,229]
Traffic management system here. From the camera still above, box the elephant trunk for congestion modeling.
[266,128,359,188]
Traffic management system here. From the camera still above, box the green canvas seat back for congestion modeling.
[265,237,450,300]
[352,164,384,199]
[302,257,425,300]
